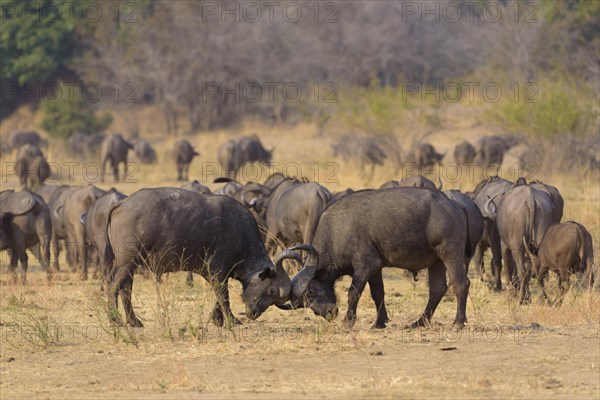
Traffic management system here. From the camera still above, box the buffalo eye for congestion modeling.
[269,287,277,296]
[259,268,276,281]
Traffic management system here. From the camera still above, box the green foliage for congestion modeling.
[0,0,78,85]
[486,75,593,138]
[333,80,411,135]
[40,82,112,138]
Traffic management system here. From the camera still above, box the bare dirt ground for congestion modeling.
[1,269,598,399]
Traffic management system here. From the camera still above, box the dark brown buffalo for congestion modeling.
[537,221,595,301]
[454,141,476,165]
[415,143,444,169]
[217,135,273,179]
[104,188,296,327]
[174,139,200,181]
[278,188,471,329]
[101,134,134,182]
[15,144,50,189]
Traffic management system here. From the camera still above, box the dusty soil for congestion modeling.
[0,270,598,399]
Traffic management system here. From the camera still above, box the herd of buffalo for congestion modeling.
[0,130,597,330]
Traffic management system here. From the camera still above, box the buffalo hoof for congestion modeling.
[80,273,88,281]
[452,320,466,330]
[371,321,387,329]
[405,318,428,329]
[127,316,144,328]
[342,316,356,329]
[212,308,225,327]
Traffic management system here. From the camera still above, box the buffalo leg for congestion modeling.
[122,159,128,182]
[513,245,531,304]
[18,246,28,285]
[490,228,503,291]
[472,241,487,281]
[368,271,388,329]
[448,259,470,328]
[8,249,18,284]
[176,162,183,181]
[344,272,369,328]
[537,267,549,303]
[51,235,62,272]
[101,157,109,182]
[212,282,240,327]
[186,271,194,287]
[120,274,142,327]
[409,262,447,328]
[113,161,119,183]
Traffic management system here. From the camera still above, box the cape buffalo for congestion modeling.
[279,188,471,329]
[415,143,445,169]
[537,221,595,301]
[380,175,441,190]
[487,184,555,303]
[444,190,484,273]
[15,144,49,189]
[474,136,516,166]
[104,188,295,327]
[4,131,46,154]
[454,141,476,165]
[181,180,212,194]
[132,139,157,164]
[82,188,127,283]
[469,176,513,289]
[332,136,387,173]
[0,190,52,283]
[217,135,273,179]
[174,139,200,181]
[101,134,134,183]
[47,185,74,271]
[262,178,331,251]
[62,185,108,280]
[68,133,104,159]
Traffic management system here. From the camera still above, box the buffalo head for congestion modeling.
[276,244,338,321]
[243,249,300,320]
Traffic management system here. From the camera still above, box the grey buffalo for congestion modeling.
[380,175,440,190]
[104,188,296,327]
[174,139,200,181]
[132,139,157,164]
[62,185,108,280]
[332,136,387,173]
[68,133,104,159]
[454,141,476,165]
[181,180,212,194]
[82,188,127,283]
[217,135,273,179]
[487,182,556,303]
[47,185,74,271]
[474,136,517,166]
[262,178,331,251]
[101,134,134,182]
[444,190,484,274]
[15,144,50,189]
[3,131,46,154]
[537,221,595,300]
[469,176,513,289]
[415,143,444,169]
[278,188,471,329]
[0,190,52,283]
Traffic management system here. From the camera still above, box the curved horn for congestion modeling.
[213,177,234,184]
[437,179,443,191]
[0,191,36,217]
[241,191,256,209]
[287,244,320,302]
[79,212,87,225]
[272,250,302,305]
[484,193,501,219]
[289,244,319,266]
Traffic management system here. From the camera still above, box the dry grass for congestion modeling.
[0,105,599,399]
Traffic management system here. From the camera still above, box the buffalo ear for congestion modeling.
[258,267,276,281]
